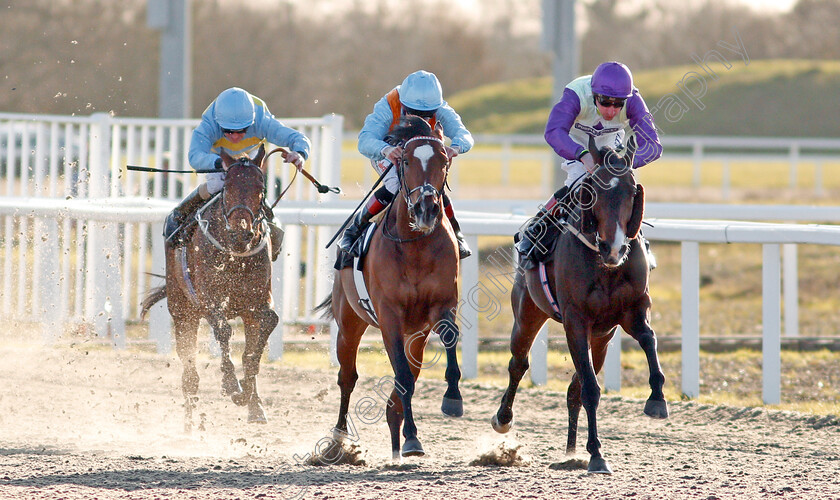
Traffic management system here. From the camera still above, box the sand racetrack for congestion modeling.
[0,340,838,499]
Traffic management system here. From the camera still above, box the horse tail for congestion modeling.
[140,285,167,320]
[312,294,334,320]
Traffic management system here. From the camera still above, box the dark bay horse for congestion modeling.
[491,137,668,473]
[316,116,463,459]
[141,144,278,431]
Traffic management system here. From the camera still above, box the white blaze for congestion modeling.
[413,144,435,172]
[610,221,626,257]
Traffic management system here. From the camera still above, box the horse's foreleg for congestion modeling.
[210,315,241,399]
[623,312,668,419]
[492,280,548,434]
[382,329,421,459]
[567,329,614,457]
[437,310,463,417]
[239,308,278,423]
[566,317,611,474]
[174,316,200,433]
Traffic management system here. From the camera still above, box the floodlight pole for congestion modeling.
[542,0,579,186]
[148,0,192,118]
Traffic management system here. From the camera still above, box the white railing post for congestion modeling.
[783,244,799,337]
[268,245,285,361]
[604,326,622,392]
[763,244,782,405]
[36,217,62,343]
[681,241,700,399]
[529,326,548,386]
[148,221,172,353]
[460,234,480,380]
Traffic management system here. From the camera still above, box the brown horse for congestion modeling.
[491,137,668,473]
[316,116,463,459]
[141,144,278,431]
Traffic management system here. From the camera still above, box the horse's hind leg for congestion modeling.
[492,276,548,433]
[209,314,242,400]
[333,295,367,444]
[436,309,463,417]
[239,308,279,423]
[174,315,200,433]
[622,312,668,419]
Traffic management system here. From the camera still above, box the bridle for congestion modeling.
[195,158,269,257]
[383,135,450,243]
[398,135,449,217]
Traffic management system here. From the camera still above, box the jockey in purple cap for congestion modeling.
[515,61,662,266]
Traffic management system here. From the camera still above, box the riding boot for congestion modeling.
[164,186,208,243]
[262,200,284,262]
[515,185,569,263]
[447,215,472,259]
[339,209,375,257]
[339,187,392,257]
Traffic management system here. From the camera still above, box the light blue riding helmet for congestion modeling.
[399,70,444,112]
[214,87,256,130]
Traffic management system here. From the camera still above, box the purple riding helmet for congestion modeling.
[591,62,634,98]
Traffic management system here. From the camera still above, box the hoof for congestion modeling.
[248,403,267,424]
[231,391,249,407]
[441,397,464,417]
[644,398,669,419]
[587,456,612,474]
[332,428,347,444]
[491,413,513,434]
[401,438,425,457]
[221,374,243,398]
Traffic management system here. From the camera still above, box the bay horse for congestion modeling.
[491,136,669,473]
[316,116,463,459]
[141,144,278,431]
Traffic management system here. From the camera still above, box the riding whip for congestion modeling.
[125,165,222,174]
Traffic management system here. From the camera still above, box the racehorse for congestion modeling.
[316,115,463,459]
[141,144,278,432]
[491,136,669,473]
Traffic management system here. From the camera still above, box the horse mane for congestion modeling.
[388,115,435,144]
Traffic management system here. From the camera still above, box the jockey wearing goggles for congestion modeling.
[340,70,475,259]
[164,87,312,261]
[516,62,663,264]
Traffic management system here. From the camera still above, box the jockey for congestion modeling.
[516,61,663,264]
[339,70,475,259]
[164,87,311,261]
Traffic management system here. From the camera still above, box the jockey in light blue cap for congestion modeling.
[163,87,312,261]
[516,61,663,267]
[340,70,475,259]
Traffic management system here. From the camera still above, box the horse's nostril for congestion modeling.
[598,241,611,254]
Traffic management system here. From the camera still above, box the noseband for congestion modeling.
[195,158,269,257]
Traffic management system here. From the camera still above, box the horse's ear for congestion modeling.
[587,134,601,166]
[255,143,266,170]
[627,183,645,239]
[219,148,233,171]
[434,121,444,139]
